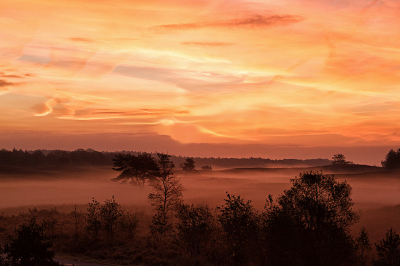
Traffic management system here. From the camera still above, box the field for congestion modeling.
[0,164,399,265]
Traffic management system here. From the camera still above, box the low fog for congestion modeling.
[1,165,399,245]
[1,166,399,211]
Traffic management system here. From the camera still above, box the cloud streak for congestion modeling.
[151,14,304,32]
[181,42,235,47]
[0,80,16,87]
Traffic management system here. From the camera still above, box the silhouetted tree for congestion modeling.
[148,153,183,236]
[373,228,400,266]
[112,152,160,187]
[264,171,359,266]
[182,157,196,172]
[217,193,261,266]
[356,227,372,266]
[381,149,400,170]
[175,204,215,264]
[85,197,138,245]
[100,195,123,243]
[86,198,101,240]
[332,153,350,165]
[201,165,212,171]
[4,218,60,266]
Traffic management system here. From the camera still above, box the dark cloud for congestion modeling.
[181,42,235,47]
[219,14,304,27]
[0,72,27,79]
[0,79,17,87]
[152,14,303,32]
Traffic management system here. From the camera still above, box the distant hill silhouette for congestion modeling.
[0,148,333,171]
[220,164,382,176]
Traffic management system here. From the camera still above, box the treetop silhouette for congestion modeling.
[332,153,350,165]
[381,148,400,170]
[112,152,160,187]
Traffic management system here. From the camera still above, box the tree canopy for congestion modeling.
[264,171,359,266]
[381,148,400,170]
[181,157,196,172]
[112,152,160,186]
[332,153,350,165]
[373,228,400,265]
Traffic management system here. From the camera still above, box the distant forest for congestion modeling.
[0,148,331,169]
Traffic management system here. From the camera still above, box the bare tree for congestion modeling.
[148,153,183,235]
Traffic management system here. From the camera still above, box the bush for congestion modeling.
[373,228,400,266]
[100,195,123,243]
[217,193,261,265]
[4,218,60,266]
[86,198,101,240]
[174,204,216,263]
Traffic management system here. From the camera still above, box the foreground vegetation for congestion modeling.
[0,173,398,265]
[1,149,400,265]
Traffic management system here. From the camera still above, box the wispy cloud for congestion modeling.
[0,72,27,79]
[151,14,303,32]
[181,42,235,47]
[69,38,93,43]
[0,80,16,87]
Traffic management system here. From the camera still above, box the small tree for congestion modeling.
[182,157,196,172]
[86,198,101,240]
[70,205,83,243]
[373,228,400,266]
[356,227,372,265]
[4,218,60,266]
[100,195,123,243]
[148,153,183,236]
[332,153,349,165]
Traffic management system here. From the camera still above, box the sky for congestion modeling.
[1,0,400,165]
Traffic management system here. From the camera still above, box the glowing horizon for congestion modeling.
[1,0,400,155]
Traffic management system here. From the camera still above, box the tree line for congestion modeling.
[3,148,400,171]
[0,148,112,168]
[0,148,333,170]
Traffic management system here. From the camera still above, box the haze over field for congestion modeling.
[0,166,399,211]
[1,0,400,165]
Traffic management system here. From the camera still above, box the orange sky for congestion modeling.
[1,0,400,164]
